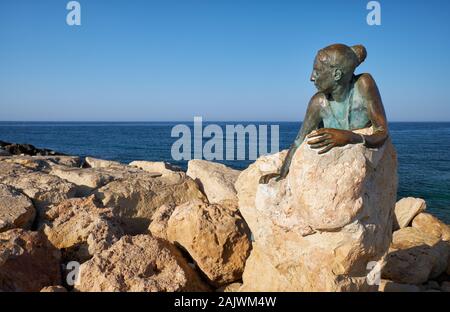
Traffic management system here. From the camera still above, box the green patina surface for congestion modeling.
[321,77,370,130]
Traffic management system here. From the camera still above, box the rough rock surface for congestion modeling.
[0,156,59,173]
[43,196,124,262]
[0,171,77,218]
[0,229,61,291]
[393,197,426,230]
[0,184,35,232]
[382,227,449,284]
[0,167,76,214]
[75,235,209,292]
[148,204,177,240]
[238,128,398,291]
[240,243,293,292]
[129,161,181,175]
[187,160,241,204]
[0,161,34,178]
[412,212,450,241]
[95,172,207,234]
[167,200,251,286]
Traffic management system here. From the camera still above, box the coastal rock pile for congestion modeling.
[0,137,449,292]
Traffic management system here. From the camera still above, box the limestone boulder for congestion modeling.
[412,213,450,241]
[49,165,116,196]
[382,227,449,284]
[43,196,124,262]
[0,184,35,232]
[234,150,288,233]
[0,171,77,218]
[393,197,426,230]
[238,129,398,291]
[187,160,241,204]
[95,172,207,234]
[75,235,209,292]
[0,229,61,291]
[129,161,182,175]
[167,200,251,286]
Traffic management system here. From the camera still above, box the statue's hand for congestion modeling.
[259,172,281,184]
[306,128,362,154]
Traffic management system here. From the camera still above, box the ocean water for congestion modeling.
[1,121,449,223]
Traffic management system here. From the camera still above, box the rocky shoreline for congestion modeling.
[0,139,449,292]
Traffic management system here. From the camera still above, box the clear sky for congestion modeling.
[1,0,449,121]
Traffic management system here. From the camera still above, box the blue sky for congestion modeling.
[1,0,449,121]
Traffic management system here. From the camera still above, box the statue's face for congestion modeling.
[310,56,336,93]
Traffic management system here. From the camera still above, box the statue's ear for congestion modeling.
[333,69,343,81]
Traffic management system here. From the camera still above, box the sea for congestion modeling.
[1,121,449,223]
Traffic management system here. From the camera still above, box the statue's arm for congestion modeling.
[277,94,323,178]
[358,73,389,148]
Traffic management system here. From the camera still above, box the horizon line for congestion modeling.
[1,120,450,123]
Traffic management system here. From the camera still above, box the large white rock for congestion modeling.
[237,129,398,291]
[393,197,426,230]
[187,160,241,204]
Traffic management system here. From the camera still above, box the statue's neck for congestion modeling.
[330,77,353,102]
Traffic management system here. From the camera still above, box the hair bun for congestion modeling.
[351,45,367,66]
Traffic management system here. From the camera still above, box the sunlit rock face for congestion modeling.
[237,128,398,291]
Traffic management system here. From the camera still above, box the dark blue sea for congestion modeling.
[1,121,449,223]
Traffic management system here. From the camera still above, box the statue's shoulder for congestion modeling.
[354,73,378,93]
[310,92,328,109]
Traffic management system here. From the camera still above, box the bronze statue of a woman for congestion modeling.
[260,44,389,184]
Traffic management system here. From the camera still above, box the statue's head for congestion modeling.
[311,44,367,93]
